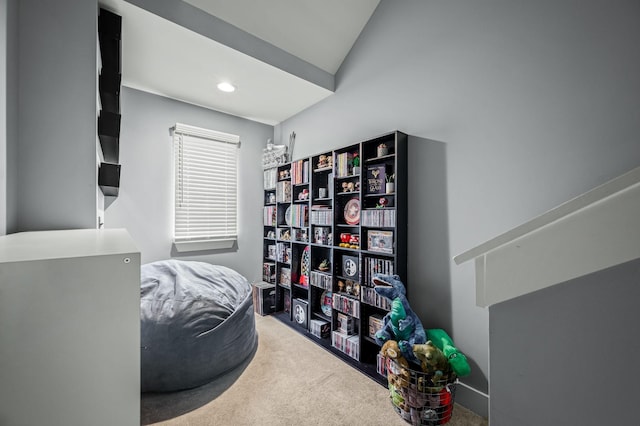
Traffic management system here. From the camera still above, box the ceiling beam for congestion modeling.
[124,0,335,92]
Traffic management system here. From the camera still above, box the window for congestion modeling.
[172,123,240,251]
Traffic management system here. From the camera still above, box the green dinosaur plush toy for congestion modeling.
[426,328,471,377]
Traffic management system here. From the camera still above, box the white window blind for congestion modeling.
[173,123,240,251]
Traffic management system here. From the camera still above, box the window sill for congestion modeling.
[173,239,236,252]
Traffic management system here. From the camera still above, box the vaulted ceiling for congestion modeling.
[100,0,380,125]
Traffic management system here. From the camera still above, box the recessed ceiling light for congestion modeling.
[217,82,236,93]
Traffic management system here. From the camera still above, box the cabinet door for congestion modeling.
[0,252,140,426]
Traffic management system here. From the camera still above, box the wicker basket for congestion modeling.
[385,357,457,425]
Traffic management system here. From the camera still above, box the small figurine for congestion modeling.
[345,280,353,294]
[317,154,328,169]
[318,259,330,271]
[348,234,359,249]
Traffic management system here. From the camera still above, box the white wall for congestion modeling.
[277,0,640,414]
[15,0,98,231]
[105,87,271,281]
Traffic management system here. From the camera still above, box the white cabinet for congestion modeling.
[0,229,140,426]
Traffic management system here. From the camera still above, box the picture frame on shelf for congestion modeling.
[367,230,393,254]
[366,164,386,194]
[342,255,359,279]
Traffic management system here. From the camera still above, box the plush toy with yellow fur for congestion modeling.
[413,341,450,385]
[381,340,410,387]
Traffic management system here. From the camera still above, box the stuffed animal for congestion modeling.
[389,383,409,412]
[412,341,449,386]
[426,328,471,378]
[380,340,409,370]
[399,384,430,426]
[373,274,426,364]
[381,340,410,387]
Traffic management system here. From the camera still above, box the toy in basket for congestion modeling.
[385,352,456,426]
[373,274,471,425]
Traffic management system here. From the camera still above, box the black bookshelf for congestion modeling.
[261,131,408,385]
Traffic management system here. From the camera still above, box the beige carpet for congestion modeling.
[142,315,488,426]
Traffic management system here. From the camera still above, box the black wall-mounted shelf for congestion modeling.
[98,110,120,163]
[99,71,121,114]
[98,8,122,197]
[98,162,121,197]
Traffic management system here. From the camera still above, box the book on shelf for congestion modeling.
[310,207,333,226]
[328,173,334,198]
[361,208,396,227]
[312,226,331,245]
[332,293,360,318]
[262,262,276,283]
[360,287,391,310]
[310,319,330,338]
[276,243,291,263]
[310,271,332,290]
[283,289,291,313]
[263,168,277,190]
[337,312,355,335]
[267,244,277,261]
[335,152,354,177]
[368,314,384,339]
[363,258,394,286]
[263,206,276,226]
[290,205,308,228]
[331,331,359,360]
[291,159,309,185]
[252,282,275,316]
[276,180,291,202]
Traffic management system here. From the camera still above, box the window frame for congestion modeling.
[171,123,240,252]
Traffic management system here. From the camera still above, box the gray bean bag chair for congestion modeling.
[140,259,257,392]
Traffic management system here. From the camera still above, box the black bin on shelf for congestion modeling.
[98,111,120,163]
[99,71,121,113]
[98,162,121,197]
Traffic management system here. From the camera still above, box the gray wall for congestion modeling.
[0,0,6,235]
[490,258,640,425]
[105,87,270,281]
[15,0,98,232]
[0,0,17,235]
[277,0,640,414]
